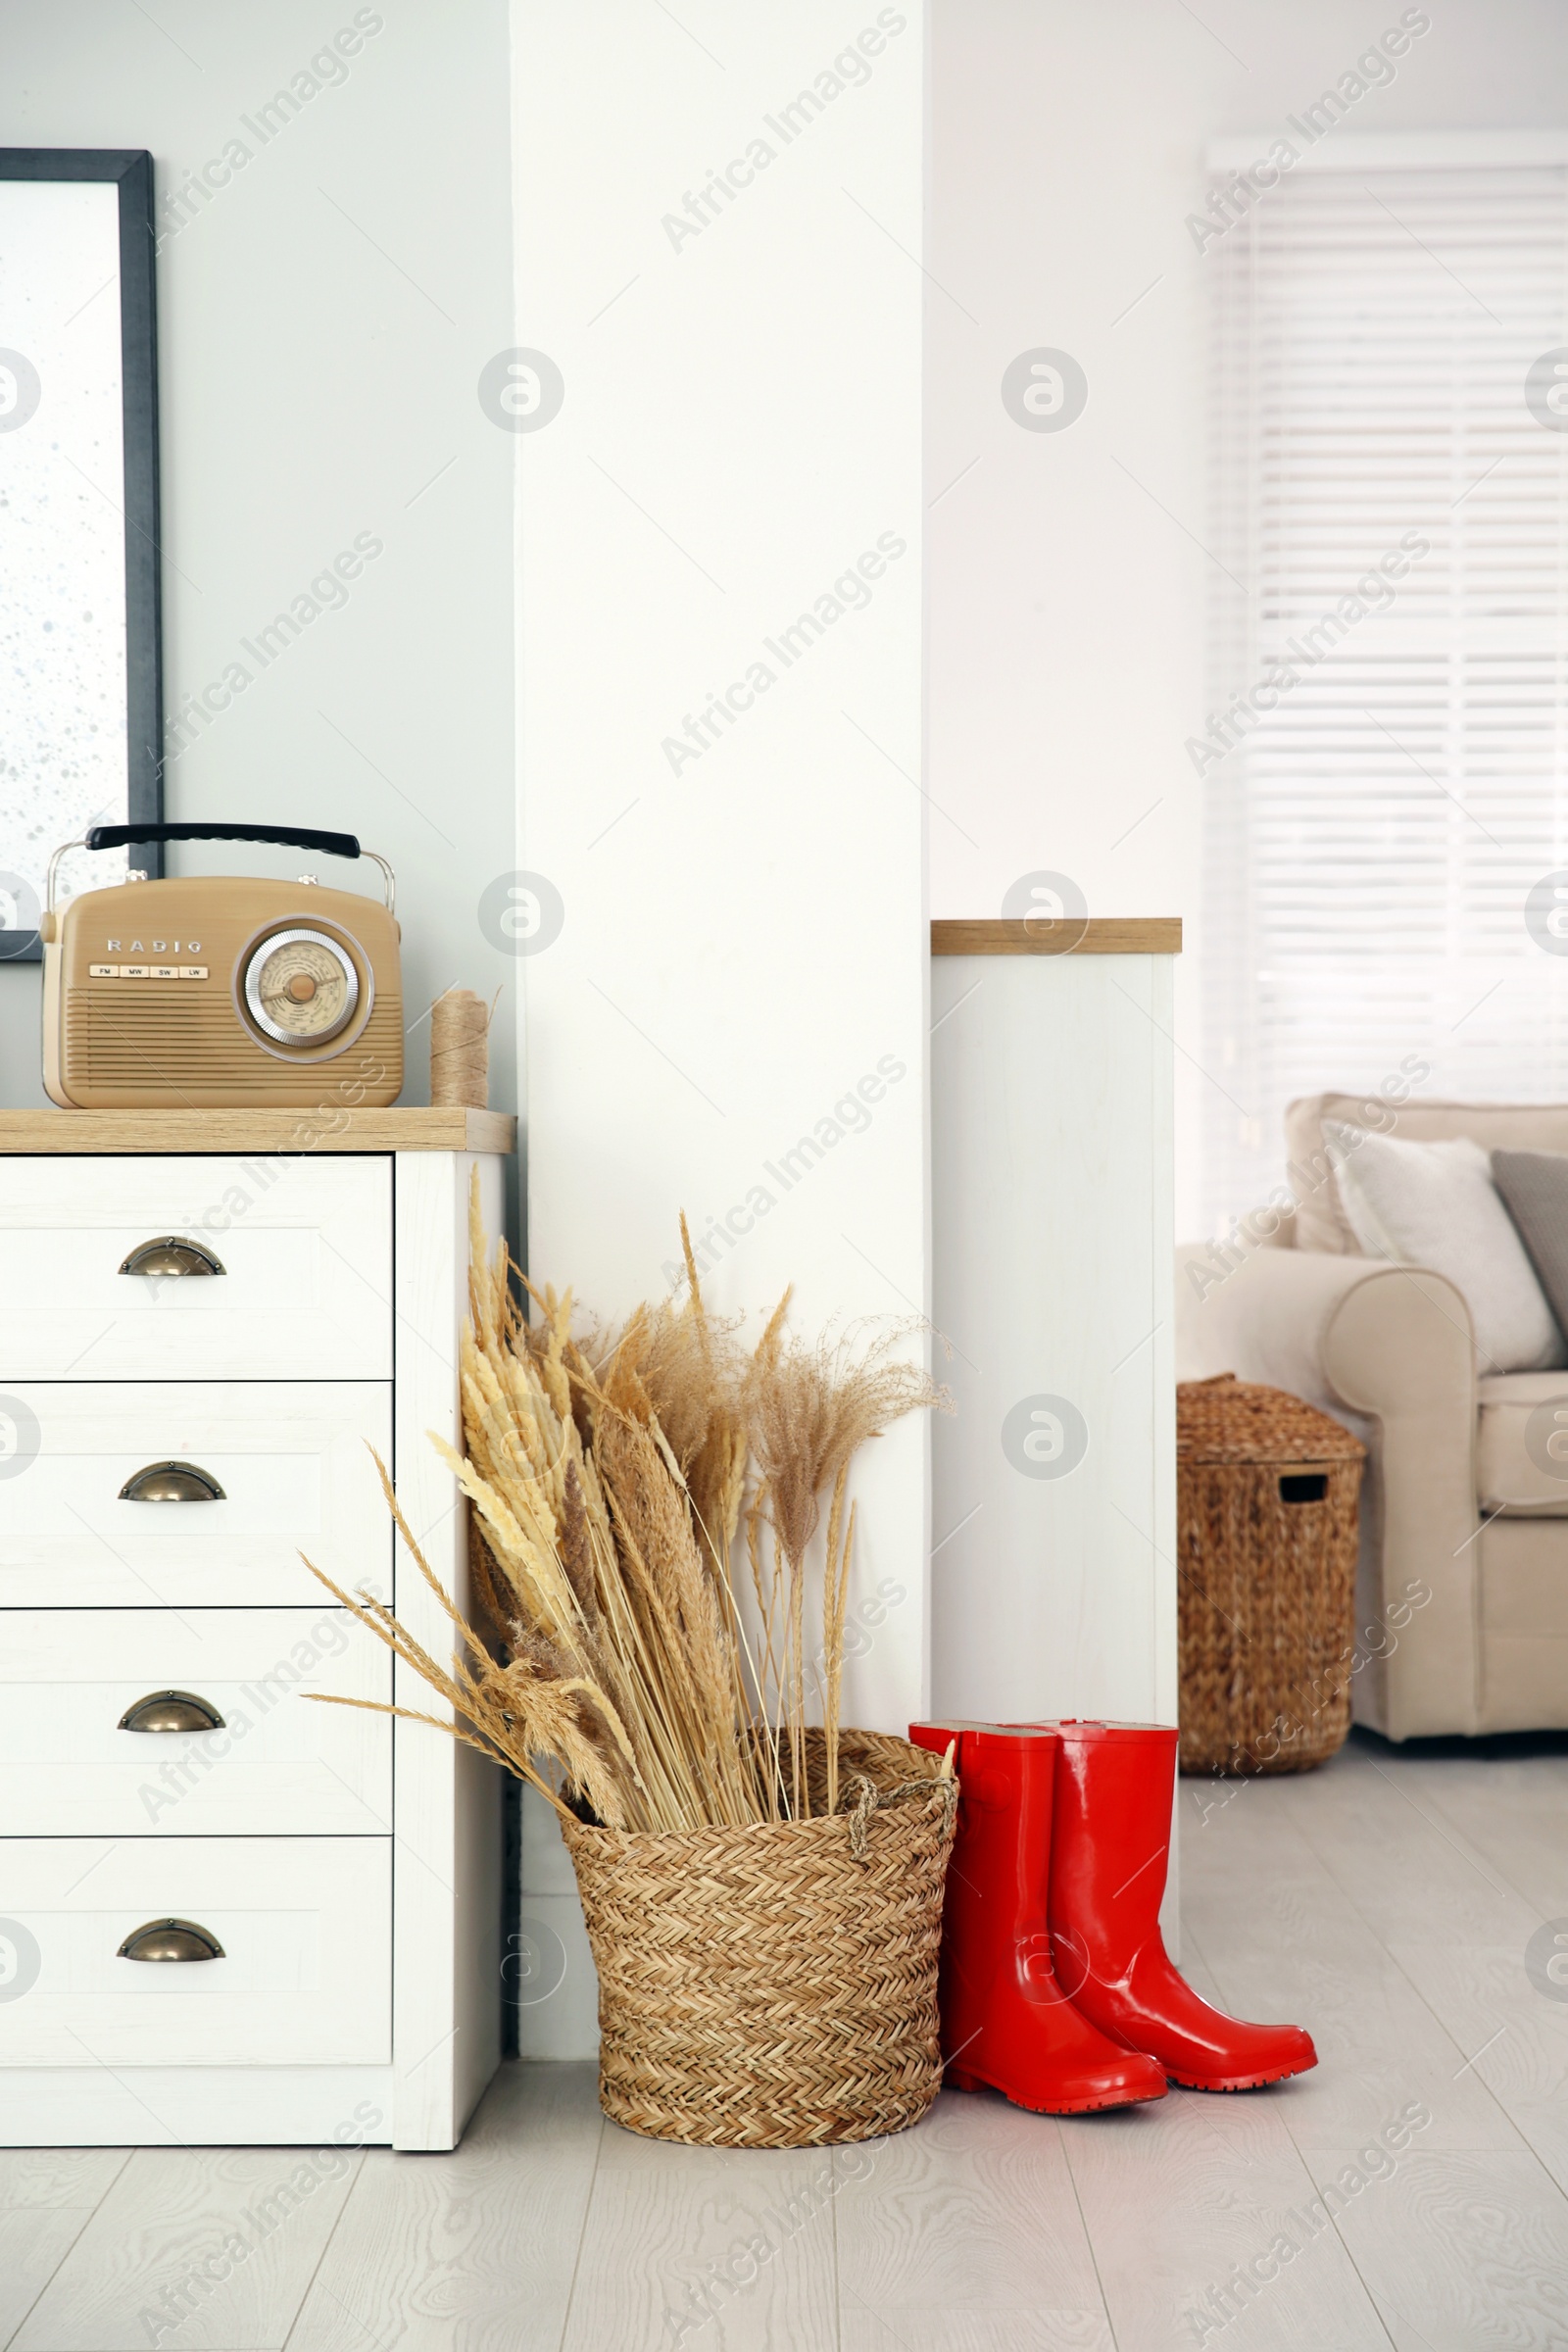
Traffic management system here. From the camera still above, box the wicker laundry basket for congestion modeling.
[1177,1374,1365,1776]
[562,1727,957,2148]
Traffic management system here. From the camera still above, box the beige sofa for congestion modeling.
[1177,1094,1568,1741]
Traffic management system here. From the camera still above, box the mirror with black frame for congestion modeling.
[0,148,162,961]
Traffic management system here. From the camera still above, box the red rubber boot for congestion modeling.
[908,1722,1166,2116]
[1041,1720,1316,2091]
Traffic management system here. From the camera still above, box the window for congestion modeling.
[1201,137,1568,1232]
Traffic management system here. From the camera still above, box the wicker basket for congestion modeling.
[1177,1373,1365,1776]
[562,1727,957,2148]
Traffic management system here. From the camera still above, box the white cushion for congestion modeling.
[1324,1122,1565,1374]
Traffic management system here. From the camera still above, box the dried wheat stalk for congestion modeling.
[305,1179,948,1830]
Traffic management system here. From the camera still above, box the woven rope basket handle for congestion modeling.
[837,1769,959,1860]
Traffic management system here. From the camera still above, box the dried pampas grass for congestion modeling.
[306,1185,949,1831]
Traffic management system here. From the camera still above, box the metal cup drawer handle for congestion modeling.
[118,1919,225,1963]
[119,1237,225,1278]
[119,1690,225,1735]
[119,1461,226,1502]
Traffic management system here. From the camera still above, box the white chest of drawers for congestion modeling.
[0,1108,512,2151]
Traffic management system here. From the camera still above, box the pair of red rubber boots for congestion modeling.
[908,1718,1316,2114]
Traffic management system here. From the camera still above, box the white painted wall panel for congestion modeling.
[513,0,928,2056]
[929,953,1177,1728]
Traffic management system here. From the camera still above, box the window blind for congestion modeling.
[1201,156,1568,1233]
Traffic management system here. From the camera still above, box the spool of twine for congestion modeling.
[429,988,491,1108]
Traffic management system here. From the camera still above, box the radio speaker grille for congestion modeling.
[66,990,402,1102]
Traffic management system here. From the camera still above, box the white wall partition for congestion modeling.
[929,932,1179,1733]
[513,0,928,2056]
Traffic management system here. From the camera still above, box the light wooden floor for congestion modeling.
[6,1729,1568,2351]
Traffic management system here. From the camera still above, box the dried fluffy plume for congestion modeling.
[304,1179,947,1831]
[741,1320,952,1571]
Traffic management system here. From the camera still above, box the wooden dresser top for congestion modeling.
[0,1107,515,1153]
[931,918,1182,956]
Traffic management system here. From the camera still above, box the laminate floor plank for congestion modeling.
[1372,1751,1568,1925]
[1176,1936,1231,2014]
[831,2087,1110,2346]
[0,2150,128,2210]
[1061,2083,1392,2352]
[1298,2143,1568,2351]
[0,2211,99,2352]
[13,2144,362,2352]
[287,2062,603,2352]
[839,2302,1113,2352]
[1383,1939,1568,2190]
[1275,1745,1548,1950]
[1183,1807,1522,2152]
[1187,1753,1510,1949]
[560,2118,839,2352]
[1191,1936,1519,2153]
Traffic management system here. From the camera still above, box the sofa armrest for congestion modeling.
[1176,1244,1480,1739]
[1177,1243,1387,1417]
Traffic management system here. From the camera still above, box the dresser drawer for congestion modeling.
[0,1155,390,1379]
[0,1610,389,1835]
[0,1838,389,2065]
[0,1382,391,1607]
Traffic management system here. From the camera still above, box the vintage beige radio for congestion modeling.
[42,822,403,1109]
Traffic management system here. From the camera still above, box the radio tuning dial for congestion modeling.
[242,927,360,1046]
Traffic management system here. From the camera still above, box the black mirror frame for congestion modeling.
[0,148,163,963]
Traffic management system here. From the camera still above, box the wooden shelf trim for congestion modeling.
[0,1107,515,1154]
[931,917,1182,956]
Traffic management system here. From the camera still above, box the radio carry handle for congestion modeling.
[48,824,395,915]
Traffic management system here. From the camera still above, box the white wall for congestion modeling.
[513,0,927,2055]
[930,950,1177,1729]
[0,1,517,1117]
[926,0,1568,1237]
